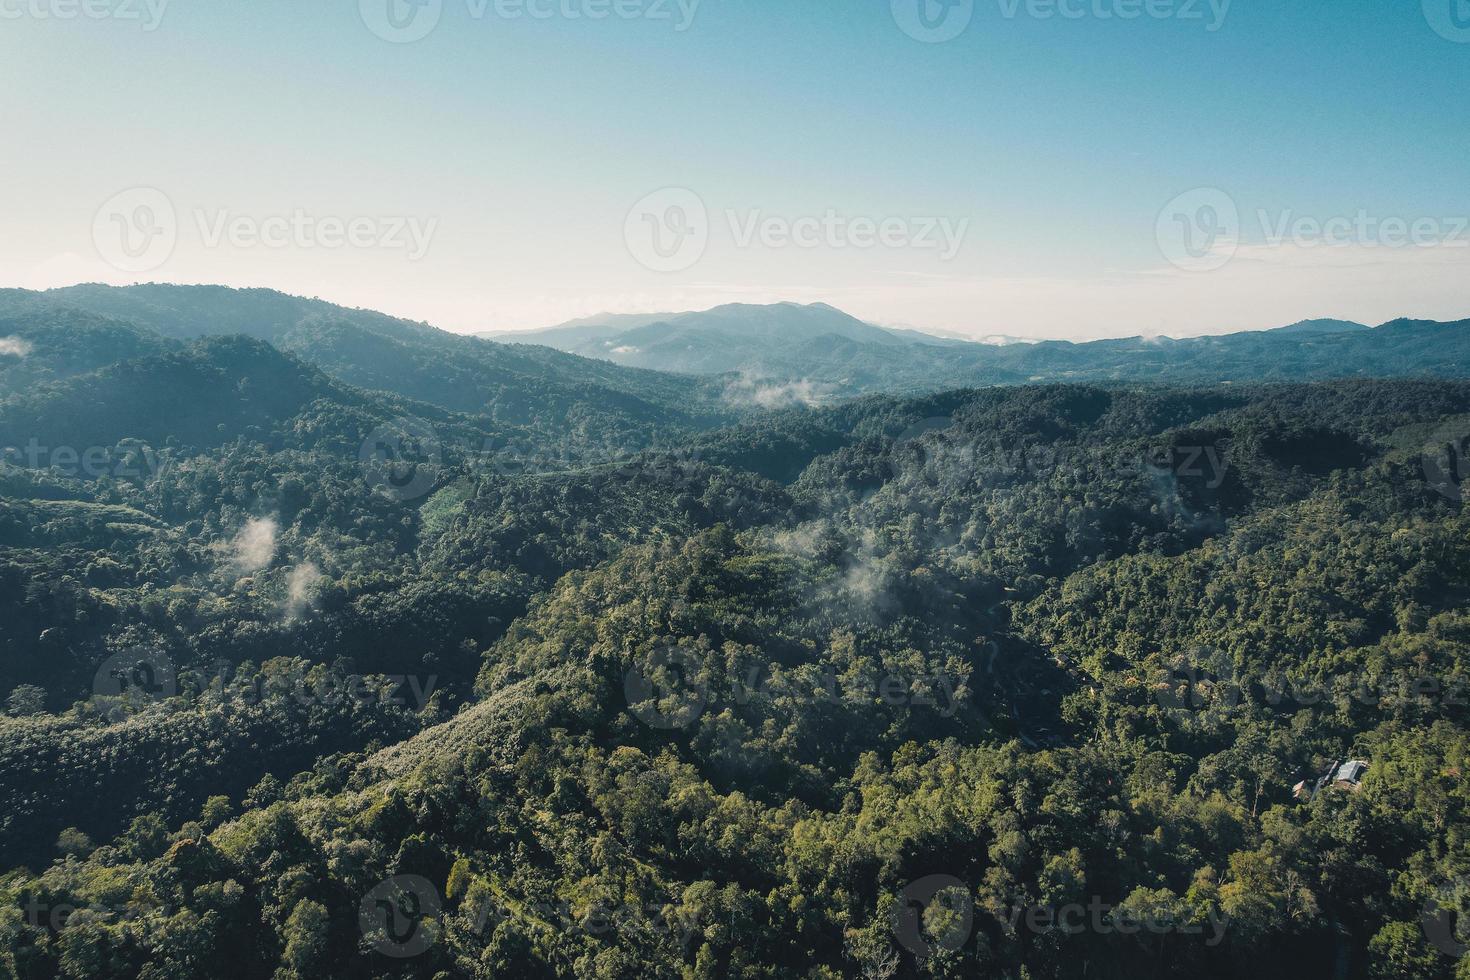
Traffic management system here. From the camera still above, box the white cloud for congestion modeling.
[0,337,33,358]
[284,562,324,617]
[227,518,277,574]
[722,374,833,409]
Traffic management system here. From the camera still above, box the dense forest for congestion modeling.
[1,286,1469,978]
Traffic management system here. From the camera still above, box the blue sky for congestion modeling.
[2,0,1467,338]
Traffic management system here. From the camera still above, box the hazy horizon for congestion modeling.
[4,3,1468,340]
[23,282,1461,346]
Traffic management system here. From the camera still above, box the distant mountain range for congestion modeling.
[484,301,1461,393]
[2,287,1466,419]
[490,304,1382,360]
[1272,318,1372,335]
[487,305,1381,360]
[482,302,913,373]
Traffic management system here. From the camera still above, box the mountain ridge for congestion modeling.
[6,285,1468,403]
[479,299,1469,393]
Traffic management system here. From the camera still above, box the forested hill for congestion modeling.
[2,362,1470,977]
[0,285,733,431]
